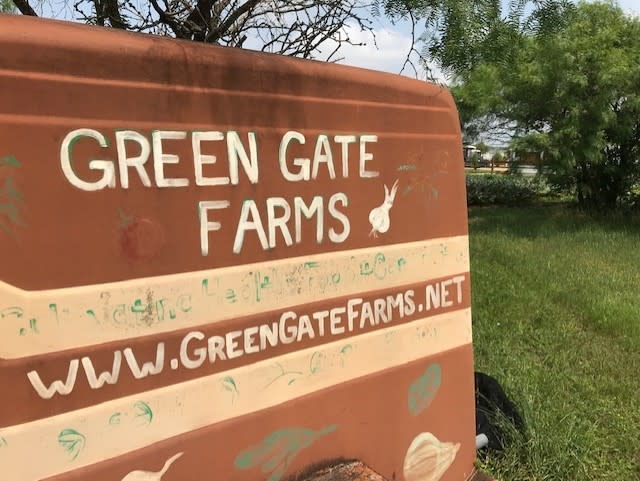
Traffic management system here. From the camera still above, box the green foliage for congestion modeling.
[466,174,542,206]
[380,1,574,78]
[456,2,640,210]
[0,0,15,13]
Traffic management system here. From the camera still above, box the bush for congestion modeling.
[466,175,542,206]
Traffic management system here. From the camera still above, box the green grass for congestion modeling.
[469,204,640,480]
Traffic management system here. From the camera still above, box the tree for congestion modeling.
[491,150,505,173]
[1,0,16,13]
[8,0,378,61]
[377,0,576,81]
[451,2,640,209]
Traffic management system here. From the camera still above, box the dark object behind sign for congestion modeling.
[475,371,525,451]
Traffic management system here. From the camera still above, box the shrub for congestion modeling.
[466,175,542,206]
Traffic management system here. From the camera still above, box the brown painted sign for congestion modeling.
[0,16,474,481]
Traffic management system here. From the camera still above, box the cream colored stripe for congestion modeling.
[0,236,469,358]
[1,308,471,481]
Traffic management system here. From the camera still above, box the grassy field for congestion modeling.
[469,204,640,480]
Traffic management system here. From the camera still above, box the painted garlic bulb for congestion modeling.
[121,452,183,481]
[403,433,460,481]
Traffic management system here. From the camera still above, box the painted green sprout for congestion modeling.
[222,376,239,401]
[134,401,153,424]
[58,429,86,460]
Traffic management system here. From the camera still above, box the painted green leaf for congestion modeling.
[0,155,19,166]
[408,363,442,416]
[268,465,288,481]
[108,413,121,425]
[261,448,290,472]
[58,429,86,460]
[1,176,21,199]
[134,401,153,424]
[234,425,337,481]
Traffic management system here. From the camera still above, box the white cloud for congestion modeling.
[328,24,414,72]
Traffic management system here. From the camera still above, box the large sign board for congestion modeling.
[0,16,475,481]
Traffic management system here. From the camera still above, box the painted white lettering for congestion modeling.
[234,200,269,254]
[360,301,374,328]
[279,311,298,344]
[266,197,293,248]
[225,330,243,359]
[180,331,207,369]
[426,283,440,310]
[296,315,315,341]
[452,275,465,304]
[311,134,336,179]
[199,200,231,256]
[124,343,165,378]
[244,326,260,354]
[27,360,80,399]
[328,193,350,243]
[404,289,416,316]
[359,135,379,178]
[207,336,227,362]
[441,278,454,307]
[312,310,329,336]
[192,131,228,186]
[373,298,386,325]
[116,130,152,188]
[294,196,323,244]
[60,129,115,191]
[152,130,189,187]
[82,352,122,389]
[279,131,309,181]
[227,131,259,184]
[330,307,346,335]
[386,293,404,321]
[259,322,279,350]
[334,135,356,177]
[347,298,363,331]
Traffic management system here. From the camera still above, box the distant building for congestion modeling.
[463,144,481,166]
[463,144,509,168]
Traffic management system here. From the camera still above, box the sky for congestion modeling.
[332,0,640,79]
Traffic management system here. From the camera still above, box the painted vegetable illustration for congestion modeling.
[121,452,183,481]
[408,363,441,415]
[403,432,460,481]
[235,425,337,481]
[368,179,399,238]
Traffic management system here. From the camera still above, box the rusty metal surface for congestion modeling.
[0,16,473,481]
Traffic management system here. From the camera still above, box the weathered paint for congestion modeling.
[0,15,473,481]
